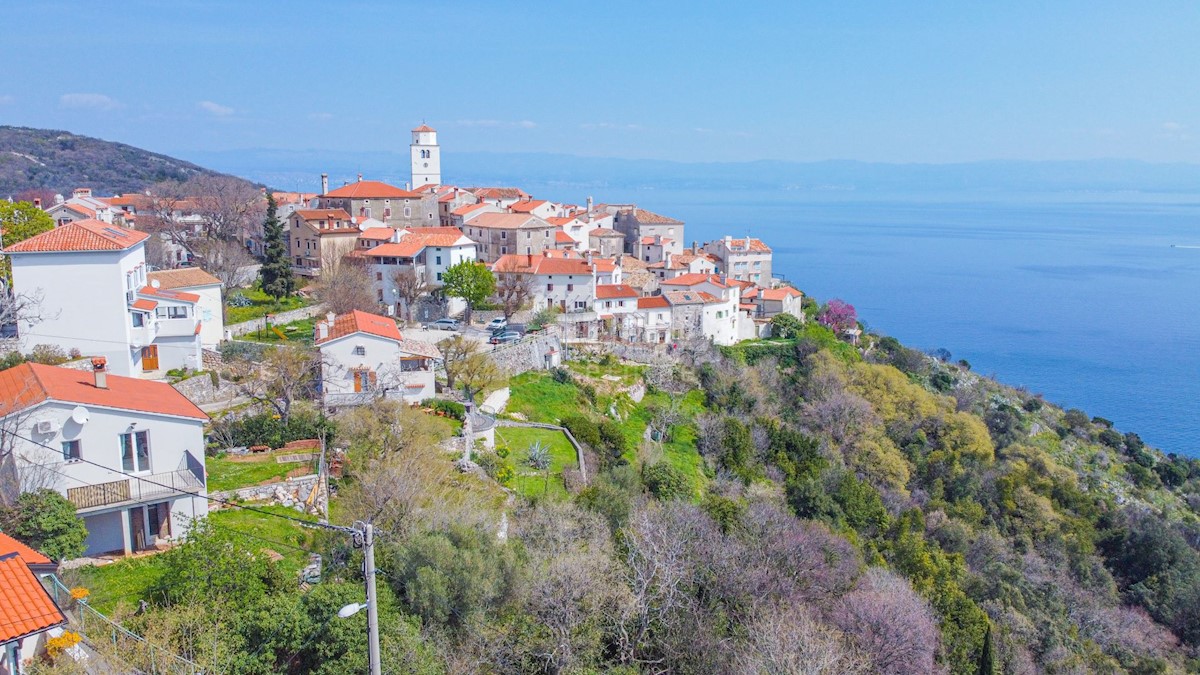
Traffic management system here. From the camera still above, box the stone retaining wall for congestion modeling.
[171,371,241,405]
[490,331,564,376]
[496,419,587,484]
[226,304,326,337]
[210,474,320,505]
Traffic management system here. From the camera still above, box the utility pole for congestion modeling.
[363,523,381,675]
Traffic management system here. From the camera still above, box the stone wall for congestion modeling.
[171,371,240,405]
[209,474,320,506]
[226,304,326,337]
[489,332,564,376]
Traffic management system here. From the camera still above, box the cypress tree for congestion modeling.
[259,192,295,301]
[976,623,996,675]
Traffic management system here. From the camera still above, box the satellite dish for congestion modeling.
[150,279,161,289]
[70,406,89,425]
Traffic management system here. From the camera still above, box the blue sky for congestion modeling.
[1,1,1196,163]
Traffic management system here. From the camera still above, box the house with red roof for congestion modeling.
[43,188,120,228]
[0,532,67,673]
[316,177,439,229]
[358,227,477,318]
[287,208,361,277]
[608,205,685,257]
[314,310,441,406]
[703,235,773,284]
[4,220,203,377]
[0,361,209,557]
[459,212,558,263]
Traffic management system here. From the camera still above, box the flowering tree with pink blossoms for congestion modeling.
[818,299,858,333]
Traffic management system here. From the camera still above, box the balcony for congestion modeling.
[129,323,156,348]
[156,317,200,338]
[67,468,205,512]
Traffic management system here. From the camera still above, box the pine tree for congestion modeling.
[259,192,295,301]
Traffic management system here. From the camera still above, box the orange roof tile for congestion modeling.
[130,298,158,311]
[0,532,51,566]
[545,216,576,226]
[716,237,772,253]
[451,202,491,217]
[509,200,548,213]
[589,228,624,237]
[640,236,673,245]
[595,284,638,299]
[413,124,436,132]
[400,227,469,247]
[366,241,426,258]
[664,290,722,305]
[759,287,802,301]
[0,363,208,421]
[630,208,682,224]
[316,310,403,344]
[139,286,200,304]
[323,180,419,199]
[147,268,221,289]
[0,551,65,642]
[358,227,396,241]
[638,296,670,309]
[294,209,352,221]
[660,273,728,288]
[554,230,575,243]
[471,187,529,200]
[468,213,547,230]
[4,219,149,253]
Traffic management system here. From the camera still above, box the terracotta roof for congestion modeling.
[630,208,682,224]
[323,180,419,199]
[0,532,51,565]
[638,296,670,309]
[396,339,442,359]
[554,230,575,243]
[589,228,624,237]
[400,227,469,247]
[664,290,722,305]
[591,258,618,273]
[147,268,221,289]
[0,363,208,421]
[468,213,548,230]
[715,237,772,253]
[759,287,802,301]
[595,284,638,299]
[492,253,594,276]
[660,273,728,289]
[316,310,403,345]
[413,124,436,132]
[294,209,352,221]
[0,551,65,642]
[366,241,425,258]
[139,286,200,304]
[509,200,548,213]
[451,203,492,217]
[4,219,149,253]
[130,298,158,311]
[640,236,673,245]
[59,202,96,217]
[471,187,529,200]
[545,216,576,226]
[358,227,396,241]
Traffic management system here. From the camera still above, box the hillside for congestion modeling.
[0,126,245,198]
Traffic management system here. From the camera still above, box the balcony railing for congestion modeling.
[67,468,205,511]
[156,317,199,338]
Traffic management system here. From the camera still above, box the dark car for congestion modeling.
[425,318,460,331]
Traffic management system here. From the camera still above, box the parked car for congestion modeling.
[425,318,460,331]
[486,317,508,332]
[489,331,522,345]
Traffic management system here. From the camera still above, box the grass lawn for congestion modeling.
[240,316,318,346]
[507,372,585,424]
[567,359,645,384]
[71,555,165,615]
[225,285,312,325]
[497,426,578,500]
[206,454,312,492]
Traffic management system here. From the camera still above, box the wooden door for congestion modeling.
[141,345,159,371]
[129,507,146,551]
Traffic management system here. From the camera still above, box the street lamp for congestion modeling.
[338,602,368,619]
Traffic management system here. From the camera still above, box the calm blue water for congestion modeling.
[538,187,1200,456]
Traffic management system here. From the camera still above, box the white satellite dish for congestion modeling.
[150,279,161,289]
[70,406,89,425]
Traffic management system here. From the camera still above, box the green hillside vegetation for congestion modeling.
[0,126,246,197]
[60,329,1200,674]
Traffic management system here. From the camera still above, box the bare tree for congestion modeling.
[188,175,266,243]
[733,603,869,675]
[646,397,685,445]
[493,261,535,321]
[314,255,376,315]
[190,238,254,298]
[829,568,940,675]
[438,335,501,401]
[390,267,427,325]
[229,346,319,425]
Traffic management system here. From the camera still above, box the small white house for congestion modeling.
[0,361,209,557]
[146,268,224,349]
[4,219,204,377]
[315,310,441,407]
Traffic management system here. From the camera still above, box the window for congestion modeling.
[120,430,150,472]
[547,283,554,291]
[384,208,392,218]
[132,312,146,328]
[375,272,383,281]
[501,247,507,255]
[353,345,366,356]
[605,301,612,309]
[156,306,188,319]
[619,300,625,307]
[436,272,443,281]
[566,284,573,291]
[61,440,81,461]
[526,231,531,239]
[403,207,411,217]
[501,231,507,240]
[377,289,384,301]
[435,255,442,265]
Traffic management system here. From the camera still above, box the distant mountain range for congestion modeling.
[3,125,1199,202]
[0,126,243,198]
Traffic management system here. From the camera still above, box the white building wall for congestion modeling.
[319,333,436,405]
[190,284,225,348]
[701,297,741,346]
[11,247,146,376]
[532,273,596,312]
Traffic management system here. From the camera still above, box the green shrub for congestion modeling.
[29,344,68,365]
[642,462,689,501]
[431,399,466,421]
[0,489,88,561]
[561,414,601,449]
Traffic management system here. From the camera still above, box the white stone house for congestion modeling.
[663,289,741,346]
[593,283,641,340]
[147,268,225,348]
[43,188,118,227]
[358,227,477,316]
[4,220,203,377]
[634,296,673,344]
[703,236,773,285]
[0,361,209,557]
[491,253,624,314]
[315,310,441,407]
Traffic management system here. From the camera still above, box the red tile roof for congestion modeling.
[147,268,221,289]
[131,298,158,311]
[589,227,624,237]
[358,227,396,241]
[323,181,419,199]
[316,310,403,345]
[0,532,51,566]
[471,187,530,201]
[759,286,802,301]
[664,290,722,305]
[509,200,548,213]
[413,124,436,132]
[294,209,352,221]
[638,296,670,309]
[595,284,638,299]
[468,213,548,230]
[0,551,65,642]
[640,236,673,245]
[660,273,728,288]
[554,230,575,243]
[630,208,682,224]
[716,237,772,253]
[0,363,208,421]
[366,241,425,258]
[451,202,492,217]
[401,227,468,247]
[492,253,594,276]
[4,219,149,253]
[545,216,576,227]
[139,286,200,304]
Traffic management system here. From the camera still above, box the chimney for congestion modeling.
[586,196,593,213]
[33,198,41,208]
[73,187,92,199]
[654,234,662,245]
[315,320,330,341]
[664,251,672,268]
[326,311,336,325]
[357,173,363,182]
[321,173,329,194]
[91,357,108,389]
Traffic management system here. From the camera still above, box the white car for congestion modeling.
[486,317,508,332]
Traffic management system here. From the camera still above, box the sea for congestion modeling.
[534,187,1200,456]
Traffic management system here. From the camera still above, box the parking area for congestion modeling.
[401,323,495,347]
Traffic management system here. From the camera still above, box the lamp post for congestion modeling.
[346,522,382,675]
